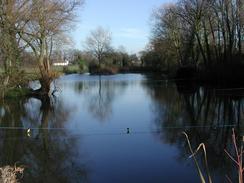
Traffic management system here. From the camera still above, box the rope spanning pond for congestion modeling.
[0,123,238,130]
[0,123,238,137]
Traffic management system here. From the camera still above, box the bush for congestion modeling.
[88,62,118,75]
[5,88,31,98]
[63,65,80,74]
[88,62,100,74]
[78,59,85,72]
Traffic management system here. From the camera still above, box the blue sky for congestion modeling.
[71,0,175,53]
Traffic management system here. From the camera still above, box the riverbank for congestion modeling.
[3,63,244,99]
[0,67,60,99]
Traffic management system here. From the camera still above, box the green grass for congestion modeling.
[51,66,65,73]
[4,88,31,99]
[61,65,83,74]
[0,64,83,80]
[0,66,39,74]
[21,67,39,74]
[0,68,4,74]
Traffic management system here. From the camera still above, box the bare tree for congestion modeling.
[18,0,83,95]
[0,0,83,93]
[149,0,244,71]
[85,26,112,67]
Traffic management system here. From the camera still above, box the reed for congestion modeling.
[183,132,212,183]
[183,129,244,183]
[224,129,243,183]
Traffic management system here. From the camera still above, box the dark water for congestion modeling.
[0,74,243,183]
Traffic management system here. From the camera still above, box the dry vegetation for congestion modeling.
[184,129,244,183]
[0,165,24,183]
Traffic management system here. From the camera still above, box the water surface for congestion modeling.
[0,74,243,182]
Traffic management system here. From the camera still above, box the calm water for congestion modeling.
[0,73,243,182]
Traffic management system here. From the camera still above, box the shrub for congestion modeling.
[88,62,100,74]
[78,59,85,72]
[63,65,80,74]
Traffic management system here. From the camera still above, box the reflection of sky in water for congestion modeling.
[58,74,153,133]
[22,98,42,128]
[0,107,5,117]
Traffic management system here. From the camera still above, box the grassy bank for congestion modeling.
[0,70,39,99]
[0,65,83,75]
[52,65,80,74]
[3,88,31,98]
[0,64,84,99]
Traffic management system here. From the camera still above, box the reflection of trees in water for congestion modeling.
[0,97,89,183]
[0,99,28,166]
[144,80,244,181]
[78,77,128,122]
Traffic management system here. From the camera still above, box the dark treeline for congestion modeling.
[143,0,244,81]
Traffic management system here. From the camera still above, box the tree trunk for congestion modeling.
[37,36,52,96]
[202,19,211,65]
[196,33,208,67]
[37,65,52,96]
